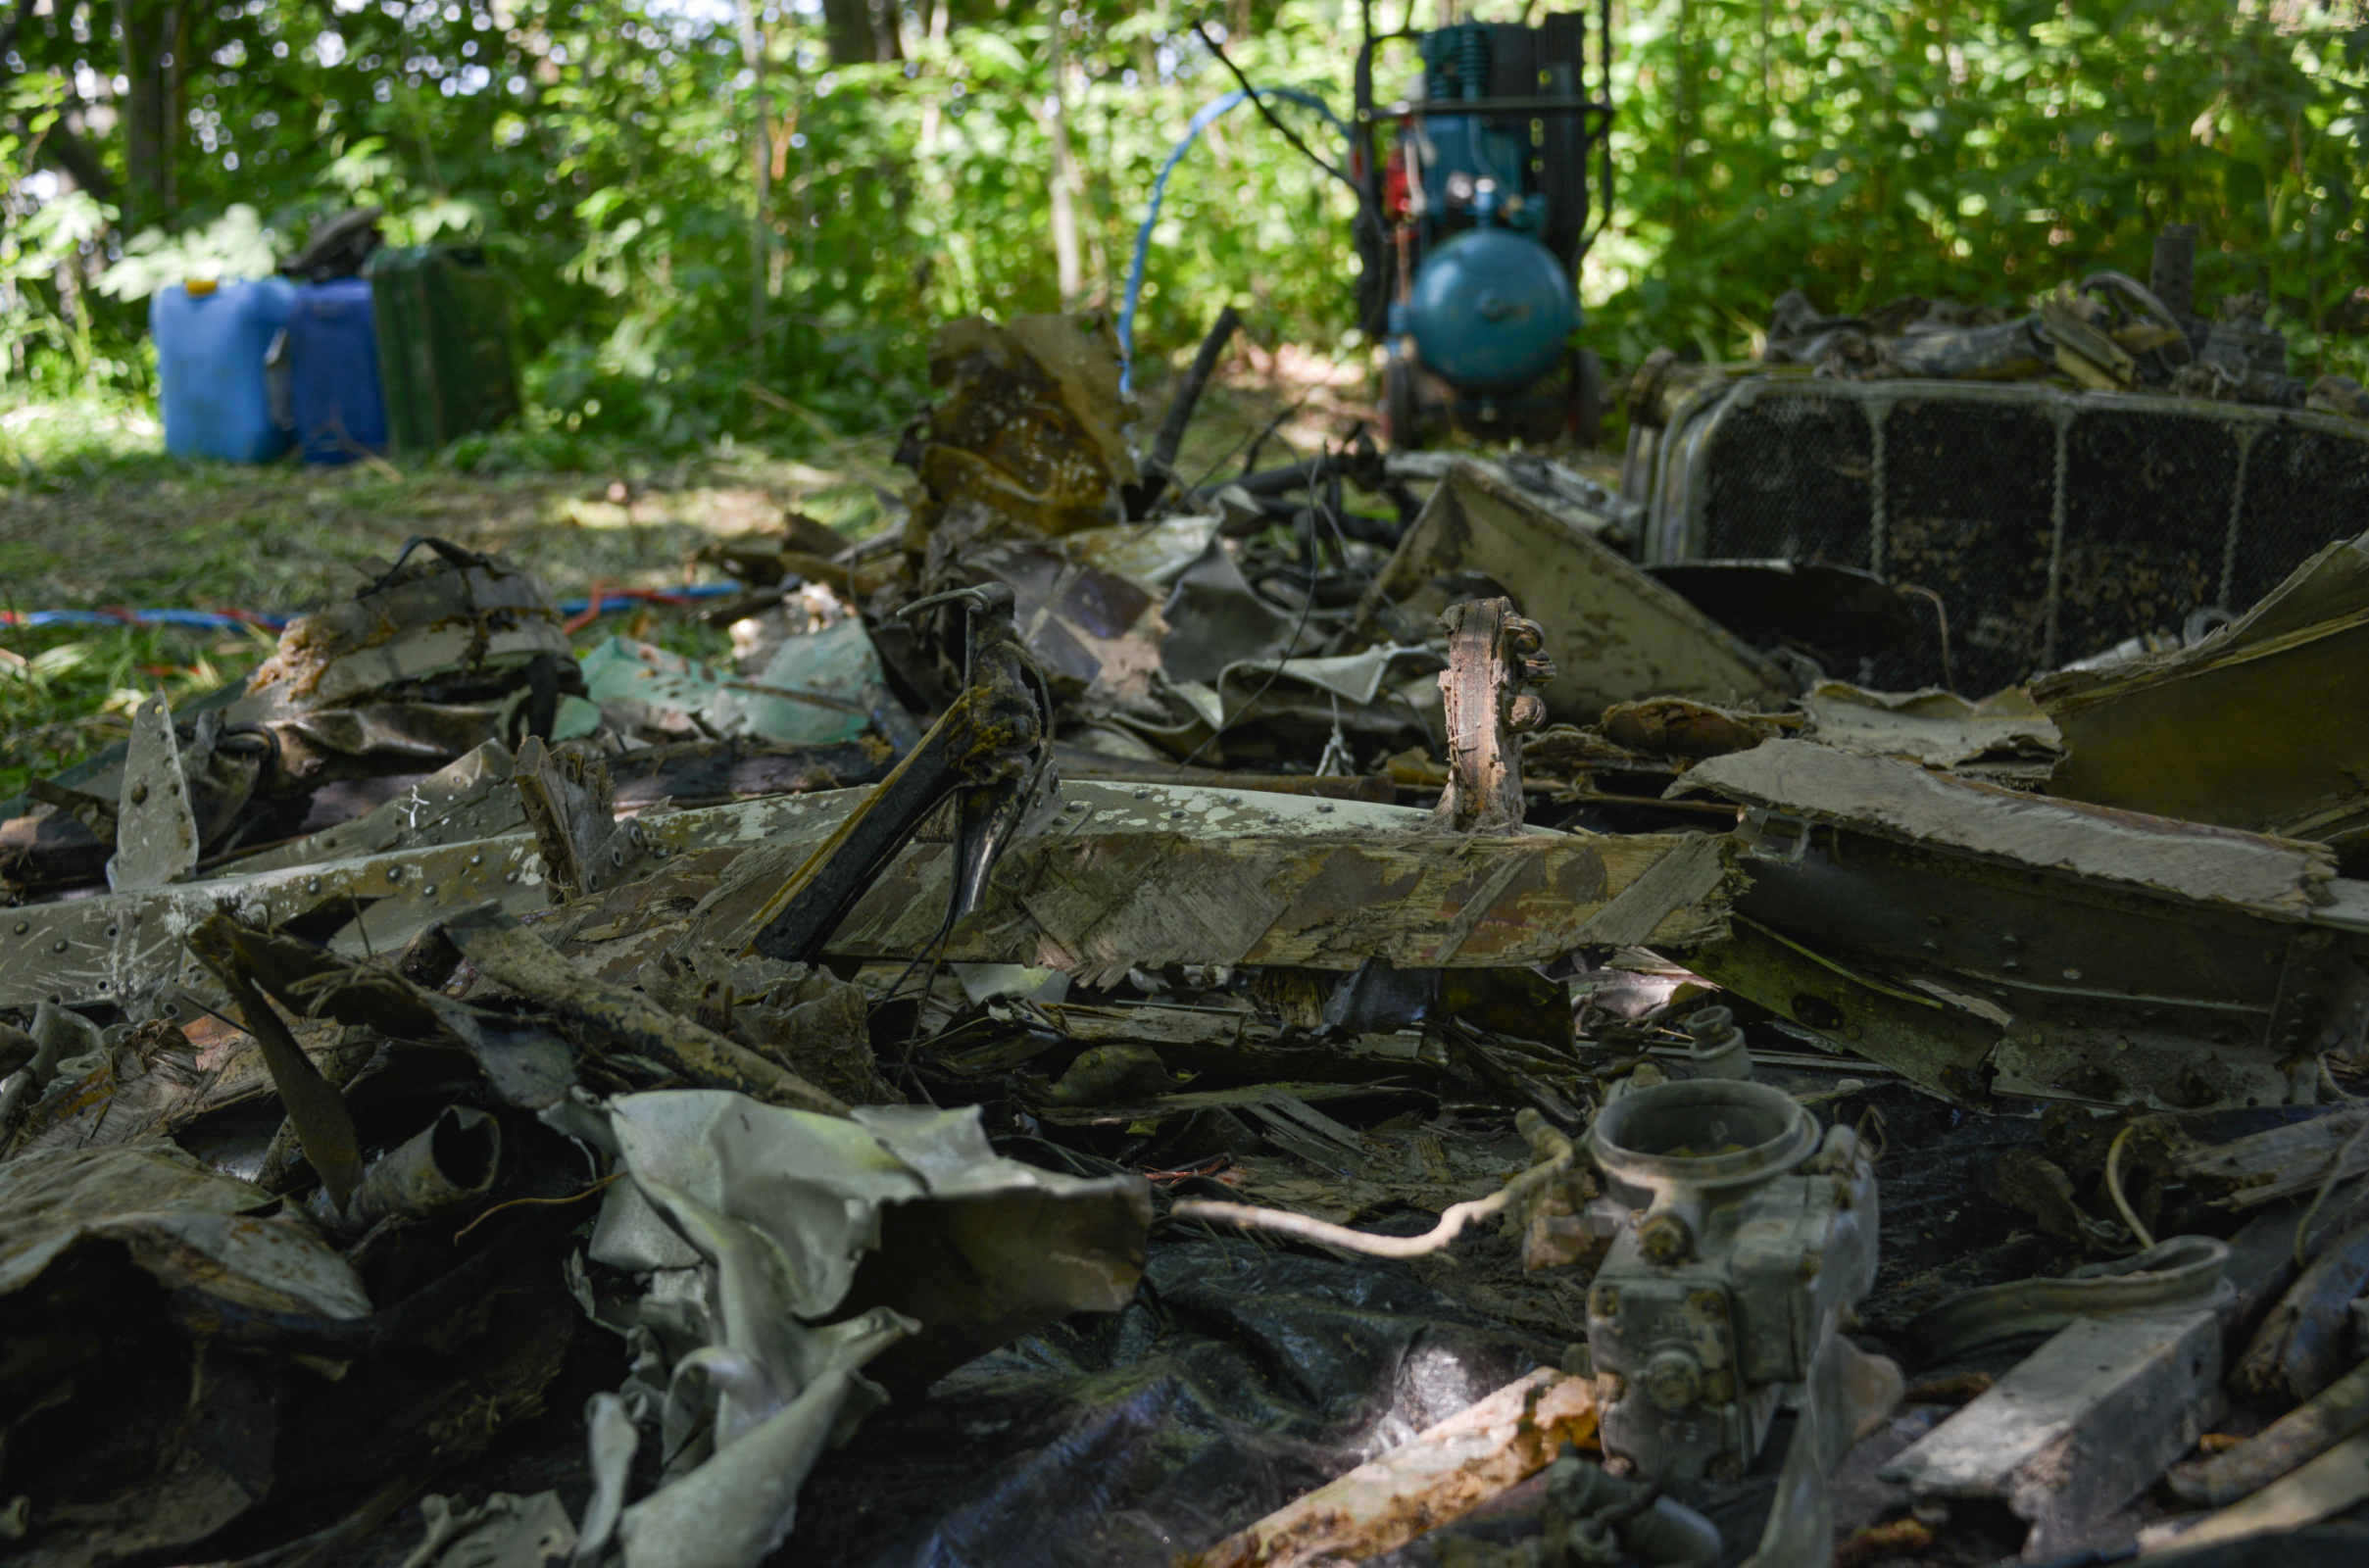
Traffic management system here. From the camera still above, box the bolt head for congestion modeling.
[1642,1349,1703,1413]
[1638,1212,1692,1265]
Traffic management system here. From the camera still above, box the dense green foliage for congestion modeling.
[3,0,2366,450]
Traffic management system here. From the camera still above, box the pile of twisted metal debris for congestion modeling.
[11,306,2369,1568]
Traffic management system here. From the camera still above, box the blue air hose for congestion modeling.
[1117,85,1349,394]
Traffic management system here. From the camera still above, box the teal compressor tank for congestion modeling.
[1406,225,1577,393]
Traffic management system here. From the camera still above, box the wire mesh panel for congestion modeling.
[1695,389,1873,565]
[1879,397,2057,695]
[2053,408,2237,668]
[1670,379,2369,695]
[2230,421,2369,611]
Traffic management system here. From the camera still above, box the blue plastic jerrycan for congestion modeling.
[151,276,298,462]
[287,277,389,465]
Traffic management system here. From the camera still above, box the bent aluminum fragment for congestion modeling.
[1745,1318,1903,1568]
[593,1093,1150,1394]
[614,1314,909,1568]
[107,693,201,890]
[574,1393,640,1568]
[187,915,366,1211]
[440,903,847,1117]
[1350,460,1792,724]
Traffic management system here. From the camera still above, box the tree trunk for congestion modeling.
[819,0,902,64]
[732,0,773,370]
[1047,8,1081,305]
[117,0,183,228]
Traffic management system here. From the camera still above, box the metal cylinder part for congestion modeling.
[1682,1005,1752,1080]
[1590,1077,1818,1200]
[344,1104,502,1230]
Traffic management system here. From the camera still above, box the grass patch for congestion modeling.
[0,392,903,798]
[0,353,1377,801]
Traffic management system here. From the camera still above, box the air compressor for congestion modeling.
[1348,6,1614,446]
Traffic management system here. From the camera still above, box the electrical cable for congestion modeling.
[0,582,745,634]
[2104,1122,2154,1251]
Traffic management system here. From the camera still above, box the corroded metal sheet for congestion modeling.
[0,780,1733,1007]
[109,694,200,890]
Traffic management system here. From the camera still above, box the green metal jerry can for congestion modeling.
[367,245,520,451]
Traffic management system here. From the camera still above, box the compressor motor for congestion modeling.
[1349,9,1616,446]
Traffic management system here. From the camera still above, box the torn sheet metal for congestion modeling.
[0,783,878,1010]
[754,792,1736,984]
[240,542,574,716]
[963,538,1167,709]
[106,693,201,890]
[397,1491,578,1568]
[513,737,659,902]
[580,628,880,747]
[1682,740,2338,917]
[592,1091,1151,1394]
[1799,682,2062,770]
[904,313,1138,538]
[241,543,574,714]
[1674,740,2369,1108]
[442,904,846,1115]
[1159,538,1303,684]
[2174,1106,2369,1210]
[0,1142,370,1318]
[1060,514,1223,588]
[0,782,1733,1012]
[2039,529,2369,842]
[1352,460,1794,726]
[1179,1368,1599,1568]
[230,740,523,877]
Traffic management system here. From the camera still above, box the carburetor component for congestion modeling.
[1583,1077,1879,1482]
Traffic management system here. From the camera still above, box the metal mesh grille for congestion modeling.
[1683,382,2369,694]
[1698,390,1873,565]
[2231,423,2369,610]
[2053,408,2236,672]
[1880,398,2056,694]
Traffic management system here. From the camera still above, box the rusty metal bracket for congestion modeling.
[513,737,657,904]
[1434,596,1555,833]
